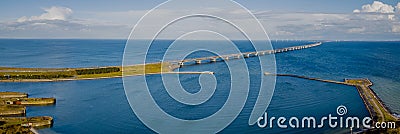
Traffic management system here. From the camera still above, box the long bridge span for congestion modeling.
[171,42,322,67]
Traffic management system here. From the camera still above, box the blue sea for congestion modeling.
[0,39,399,133]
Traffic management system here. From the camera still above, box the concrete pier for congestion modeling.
[265,73,400,131]
[160,71,214,75]
[0,92,28,98]
[0,98,56,105]
[345,79,399,122]
[264,73,354,86]
[0,116,53,128]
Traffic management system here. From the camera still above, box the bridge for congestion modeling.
[0,42,322,82]
[264,72,356,86]
[171,42,322,67]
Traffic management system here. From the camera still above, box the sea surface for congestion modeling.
[0,39,399,133]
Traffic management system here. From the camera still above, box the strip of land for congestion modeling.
[345,79,398,122]
[0,42,322,82]
[0,62,176,82]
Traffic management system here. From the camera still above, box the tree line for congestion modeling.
[0,74,74,80]
[75,67,120,75]
[0,67,121,80]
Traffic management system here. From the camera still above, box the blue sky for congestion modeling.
[1,0,400,40]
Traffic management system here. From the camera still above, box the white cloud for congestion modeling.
[396,3,400,13]
[388,14,395,20]
[352,1,398,21]
[17,6,73,22]
[2,4,400,40]
[275,31,294,35]
[392,25,400,32]
[353,1,395,13]
[0,6,131,39]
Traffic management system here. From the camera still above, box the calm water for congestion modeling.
[0,39,399,133]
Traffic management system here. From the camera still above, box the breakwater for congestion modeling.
[0,92,55,133]
[0,98,55,105]
[0,116,53,128]
[0,105,26,116]
[0,92,27,98]
[265,73,399,132]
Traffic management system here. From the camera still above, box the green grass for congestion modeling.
[0,105,25,111]
[0,124,33,134]
[0,62,174,81]
[0,115,55,133]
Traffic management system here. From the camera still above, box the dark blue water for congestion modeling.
[0,39,399,133]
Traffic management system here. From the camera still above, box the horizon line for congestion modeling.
[0,38,399,42]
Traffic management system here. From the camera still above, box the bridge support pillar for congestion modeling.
[179,62,184,68]
[196,60,202,64]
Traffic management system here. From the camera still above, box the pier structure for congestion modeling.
[264,73,399,126]
[0,116,53,128]
[345,79,399,123]
[171,42,322,67]
[0,92,28,98]
[264,73,356,86]
[0,92,55,133]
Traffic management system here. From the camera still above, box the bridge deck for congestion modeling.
[172,42,322,66]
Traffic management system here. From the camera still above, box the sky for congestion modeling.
[0,0,400,40]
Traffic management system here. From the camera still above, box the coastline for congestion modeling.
[0,42,321,82]
[266,73,399,132]
[0,62,177,82]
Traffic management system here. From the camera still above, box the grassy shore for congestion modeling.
[0,105,26,116]
[0,62,175,82]
[0,116,53,128]
[346,79,398,122]
[345,79,399,133]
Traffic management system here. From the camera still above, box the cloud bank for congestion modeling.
[353,1,395,13]
[1,1,400,40]
[17,6,73,22]
[0,6,130,39]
